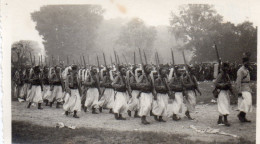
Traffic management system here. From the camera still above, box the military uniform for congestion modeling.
[63,66,81,118]
[236,65,252,122]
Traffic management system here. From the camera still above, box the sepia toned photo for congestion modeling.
[1,0,258,143]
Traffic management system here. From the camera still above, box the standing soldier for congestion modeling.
[236,57,252,123]
[63,65,81,118]
[19,67,29,101]
[127,66,141,118]
[83,67,100,114]
[13,67,22,100]
[214,63,233,126]
[112,65,130,120]
[27,66,44,110]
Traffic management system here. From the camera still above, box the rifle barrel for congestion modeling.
[138,48,143,65]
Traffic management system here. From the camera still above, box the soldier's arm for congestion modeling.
[168,68,174,81]
[236,69,242,94]
[112,76,124,89]
[65,75,71,94]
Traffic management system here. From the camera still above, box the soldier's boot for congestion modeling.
[141,116,150,125]
[92,107,98,114]
[185,111,194,120]
[150,110,154,116]
[223,115,231,127]
[45,100,49,106]
[127,110,131,117]
[65,111,69,116]
[56,102,60,108]
[49,102,53,107]
[243,113,251,123]
[237,112,245,122]
[154,115,160,121]
[217,116,224,125]
[114,113,119,120]
[172,114,181,121]
[27,102,32,109]
[118,114,126,120]
[38,103,43,110]
[109,109,113,114]
[159,116,166,122]
[99,107,103,113]
[84,106,87,113]
[73,110,79,118]
[134,111,140,118]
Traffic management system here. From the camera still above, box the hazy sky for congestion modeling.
[2,0,259,49]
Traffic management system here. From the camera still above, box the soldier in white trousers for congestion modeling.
[236,57,252,123]
[63,65,81,118]
[214,63,234,126]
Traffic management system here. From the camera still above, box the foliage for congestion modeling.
[116,18,157,63]
[31,5,104,64]
[11,40,42,68]
[170,4,257,63]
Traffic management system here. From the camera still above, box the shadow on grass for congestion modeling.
[12,121,254,144]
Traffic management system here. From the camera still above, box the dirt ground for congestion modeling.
[12,82,256,143]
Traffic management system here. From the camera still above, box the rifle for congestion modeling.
[114,50,118,66]
[38,56,40,66]
[33,55,36,66]
[52,55,54,66]
[103,52,107,67]
[117,54,121,65]
[40,55,43,67]
[134,51,136,65]
[110,55,113,65]
[143,50,148,65]
[182,51,201,96]
[83,55,86,68]
[29,52,33,66]
[170,48,177,77]
[96,55,102,98]
[214,42,221,73]
[138,48,156,99]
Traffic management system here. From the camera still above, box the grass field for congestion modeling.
[12,121,254,144]
[12,81,256,144]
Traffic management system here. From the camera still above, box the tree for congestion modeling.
[31,5,104,64]
[116,18,157,63]
[11,40,43,68]
[169,4,257,63]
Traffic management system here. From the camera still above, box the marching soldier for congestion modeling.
[182,66,200,120]
[49,66,64,108]
[83,66,100,114]
[168,67,184,121]
[214,63,233,126]
[98,67,114,113]
[127,66,141,118]
[112,65,130,120]
[27,66,44,110]
[152,66,171,122]
[63,65,81,118]
[136,65,154,124]
[236,57,252,123]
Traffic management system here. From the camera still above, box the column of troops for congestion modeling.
[12,54,253,126]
